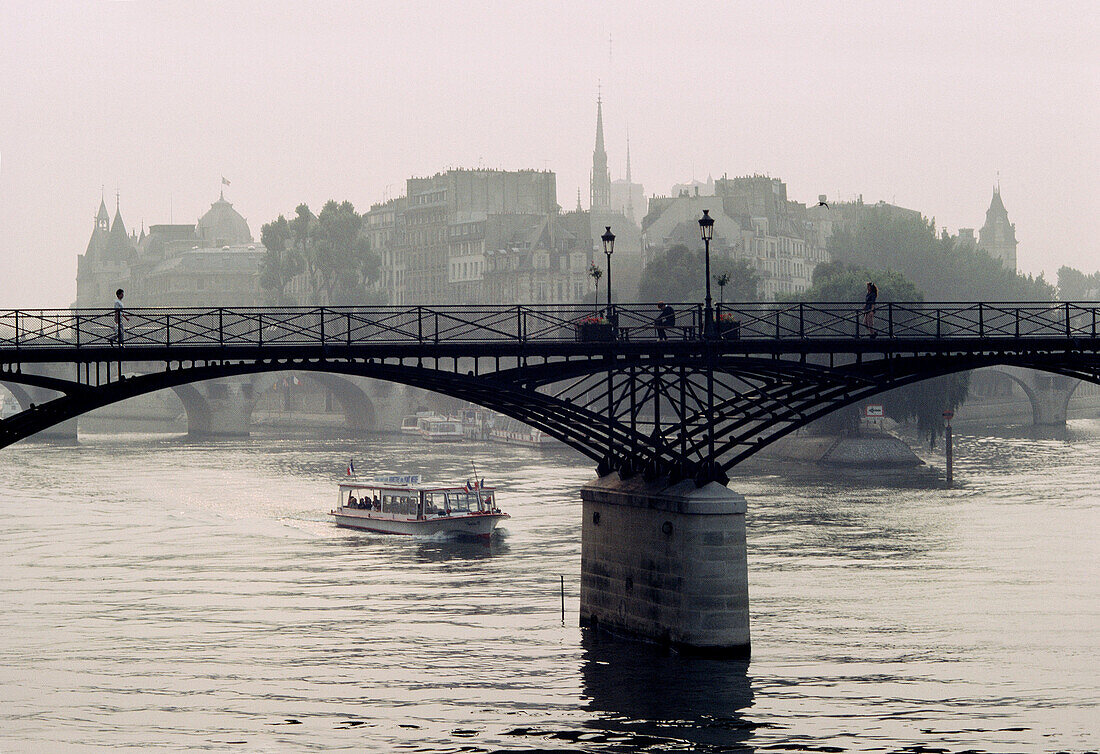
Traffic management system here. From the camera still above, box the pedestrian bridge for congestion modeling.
[2,301,1099,483]
[5,301,1100,655]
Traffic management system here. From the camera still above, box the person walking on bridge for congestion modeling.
[655,302,675,340]
[862,281,878,338]
[109,288,129,346]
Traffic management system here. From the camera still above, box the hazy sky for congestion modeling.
[1,0,1096,307]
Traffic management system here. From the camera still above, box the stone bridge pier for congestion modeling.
[171,378,256,437]
[581,473,750,657]
[992,366,1079,426]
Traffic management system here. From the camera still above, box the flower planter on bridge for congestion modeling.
[718,319,740,339]
[576,320,615,342]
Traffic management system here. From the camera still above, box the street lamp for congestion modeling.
[698,209,715,337]
[601,226,615,318]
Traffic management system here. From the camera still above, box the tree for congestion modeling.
[259,215,303,305]
[799,261,969,441]
[801,261,923,302]
[639,245,759,303]
[827,206,1054,302]
[588,263,603,308]
[713,259,759,303]
[259,201,380,305]
[1057,266,1100,300]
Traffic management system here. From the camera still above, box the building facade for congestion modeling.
[481,211,593,304]
[641,175,830,299]
[75,192,264,309]
[75,197,137,308]
[367,168,592,305]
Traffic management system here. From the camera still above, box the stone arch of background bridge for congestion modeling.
[986,365,1080,426]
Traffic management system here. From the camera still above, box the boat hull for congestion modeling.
[332,510,508,537]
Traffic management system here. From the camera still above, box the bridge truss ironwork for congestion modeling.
[3,302,1100,484]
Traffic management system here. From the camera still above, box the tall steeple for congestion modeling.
[95,197,110,233]
[624,135,635,222]
[105,194,135,260]
[979,185,1018,271]
[590,93,611,211]
[85,195,112,259]
[625,135,632,183]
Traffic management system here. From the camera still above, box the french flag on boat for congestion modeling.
[347,459,356,476]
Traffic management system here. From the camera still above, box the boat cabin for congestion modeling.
[421,417,463,441]
[338,482,498,520]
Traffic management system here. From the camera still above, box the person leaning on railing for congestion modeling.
[654,302,675,340]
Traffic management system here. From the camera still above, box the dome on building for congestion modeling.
[196,191,252,246]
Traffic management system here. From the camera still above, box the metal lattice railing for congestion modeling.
[0,302,1096,349]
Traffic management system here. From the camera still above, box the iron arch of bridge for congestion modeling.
[5,347,1100,483]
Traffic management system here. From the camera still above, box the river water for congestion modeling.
[0,423,1096,753]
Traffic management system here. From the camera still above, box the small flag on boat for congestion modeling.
[347,459,355,476]
[464,479,472,493]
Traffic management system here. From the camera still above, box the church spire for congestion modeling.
[624,135,635,222]
[594,92,606,155]
[590,93,611,211]
[625,134,632,183]
[96,196,110,231]
[979,184,1017,271]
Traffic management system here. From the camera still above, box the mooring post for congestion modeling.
[943,409,954,486]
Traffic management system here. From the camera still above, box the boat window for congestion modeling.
[423,492,441,515]
[448,493,470,513]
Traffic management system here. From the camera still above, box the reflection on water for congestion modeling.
[0,427,1096,752]
[580,632,755,752]
[414,534,509,563]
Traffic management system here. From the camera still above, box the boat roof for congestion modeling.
[339,480,495,492]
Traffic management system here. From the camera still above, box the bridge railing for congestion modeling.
[0,302,1096,349]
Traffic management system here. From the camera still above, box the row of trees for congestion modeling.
[795,260,970,441]
[635,206,1064,443]
[259,201,381,305]
[827,207,1054,301]
[637,245,760,303]
[1056,266,1100,300]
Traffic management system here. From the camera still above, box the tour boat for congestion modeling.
[420,416,464,442]
[331,477,508,538]
[400,411,439,435]
[399,415,422,434]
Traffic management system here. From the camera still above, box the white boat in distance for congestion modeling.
[421,416,464,442]
[398,413,465,442]
[331,478,508,538]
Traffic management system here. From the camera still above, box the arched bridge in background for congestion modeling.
[3,301,1100,485]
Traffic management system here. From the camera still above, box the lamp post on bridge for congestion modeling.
[601,226,615,320]
[699,209,715,338]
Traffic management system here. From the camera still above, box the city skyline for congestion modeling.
[1,1,1097,306]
